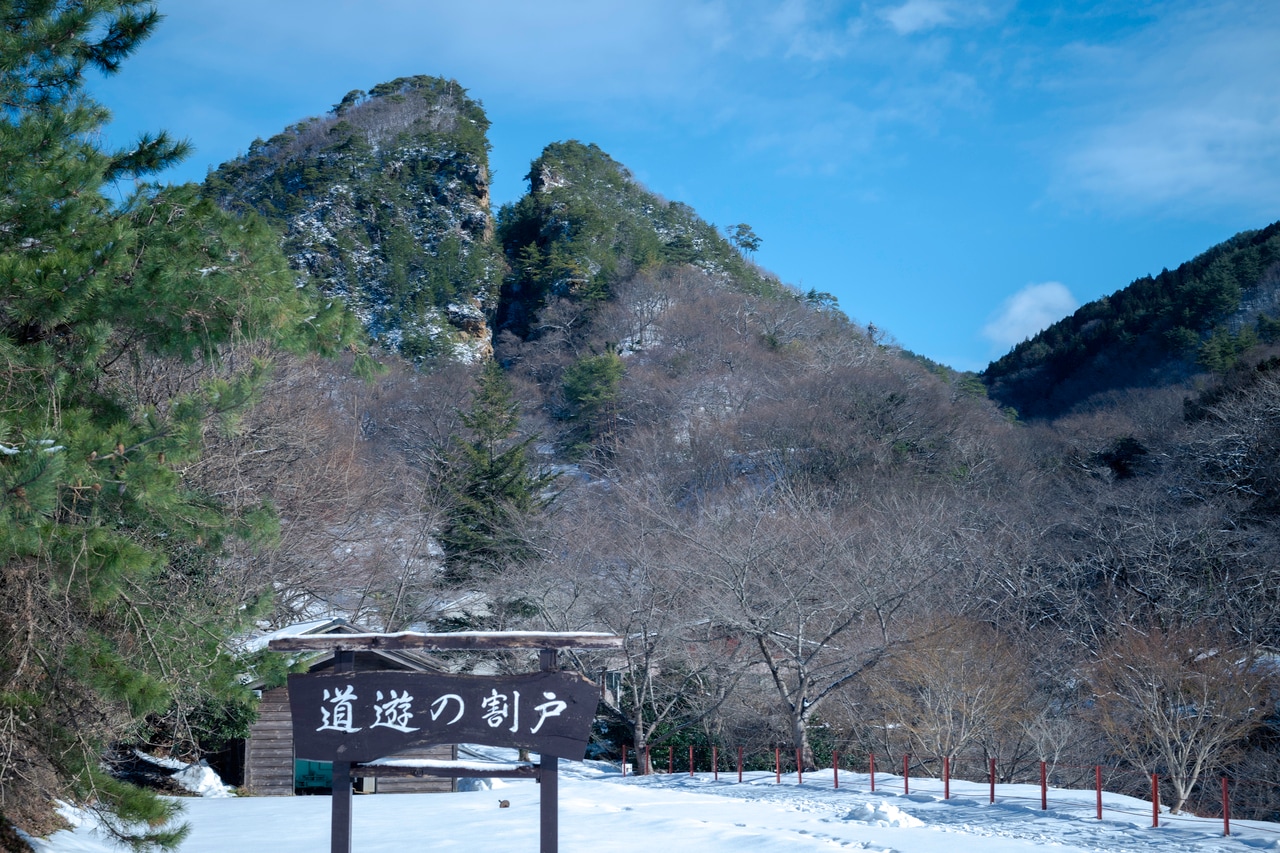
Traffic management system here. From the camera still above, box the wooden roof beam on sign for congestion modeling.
[267,630,624,653]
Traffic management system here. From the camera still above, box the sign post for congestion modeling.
[539,648,558,853]
[331,649,353,853]
[270,631,622,853]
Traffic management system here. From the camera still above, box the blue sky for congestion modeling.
[91,1,1280,371]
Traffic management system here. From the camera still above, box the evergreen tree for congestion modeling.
[729,222,761,255]
[0,3,356,847]
[561,348,625,454]
[437,363,555,586]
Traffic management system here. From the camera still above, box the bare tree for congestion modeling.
[533,486,743,773]
[671,484,945,769]
[861,618,1039,763]
[176,351,478,631]
[1087,624,1272,814]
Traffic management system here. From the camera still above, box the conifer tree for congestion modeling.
[561,348,625,453]
[438,363,555,587]
[0,2,356,847]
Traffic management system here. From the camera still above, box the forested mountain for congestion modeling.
[494,140,788,338]
[6,29,1280,850]
[213,116,1280,824]
[205,76,503,361]
[983,222,1280,418]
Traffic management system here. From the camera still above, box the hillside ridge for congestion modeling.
[983,221,1280,418]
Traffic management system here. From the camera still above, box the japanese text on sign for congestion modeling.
[288,670,598,763]
[315,685,567,736]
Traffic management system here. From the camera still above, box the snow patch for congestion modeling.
[131,750,234,798]
[132,749,186,771]
[843,800,925,828]
[172,763,235,798]
[24,750,1280,853]
[456,776,508,792]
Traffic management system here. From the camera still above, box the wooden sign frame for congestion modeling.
[269,632,622,853]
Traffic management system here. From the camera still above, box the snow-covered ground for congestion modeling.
[25,748,1280,852]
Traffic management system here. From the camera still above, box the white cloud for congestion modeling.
[767,0,855,61]
[982,282,1078,348]
[708,0,864,63]
[1066,107,1280,212]
[882,0,956,35]
[878,0,997,35]
[1054,4,1280,215]
[135,0,732,106]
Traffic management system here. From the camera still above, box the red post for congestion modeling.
[713,746,719,782]
[869,753,876,792]
[737,746,743,783]
[1222,777,1230,836]
[1040,761,1048,810]
[689,744,694,777]
[903,754,910,795]
[668,746,673,775]
[943,756,951,800]
[796,748,803,784]
[775,746,781,784]
[1095,766,1103,820]
[833,751,840,790]
[645,745,650,775]
[989,757,996,804]
[622,745,627,778]
[1152,774,1159,828]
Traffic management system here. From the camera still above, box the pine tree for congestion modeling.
[0,3,356,847]
[437,363,555,587]
[729,222,761,255]
[561,348,625,454]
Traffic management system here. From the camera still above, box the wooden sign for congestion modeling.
[288,670,598,763]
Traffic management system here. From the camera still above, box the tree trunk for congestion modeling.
[1169,777,1191,815]
[791,710,816,771]
[633,729,651,775]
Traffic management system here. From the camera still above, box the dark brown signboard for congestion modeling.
[288,670,598,763]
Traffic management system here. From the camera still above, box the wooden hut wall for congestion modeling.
[244,686,293,795]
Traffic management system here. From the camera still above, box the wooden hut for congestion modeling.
[242,618,457,796]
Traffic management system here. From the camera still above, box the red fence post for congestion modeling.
[713,746,718,782]
[1040,761,1048,810]
[989,757,996,804]
[796,748,803,784]
[1222,777,1230,836]
[775,746,781,784]
[1152,774,1159,828]
[833,751,840,790]
[1095,766,1102,820]
[645,745,650,775]
[869,753,876,792]
[622,745,627,778]
[668,746,673,775]
[737,746,743,783]
[903,754,910,795]
[689,744,694,777]
[943,756,950,800]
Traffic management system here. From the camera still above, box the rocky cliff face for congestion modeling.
[205,76,502,361]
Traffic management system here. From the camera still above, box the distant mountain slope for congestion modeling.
[983,222,1280,418]
[204,76,503,360]
[495,141,787,338]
